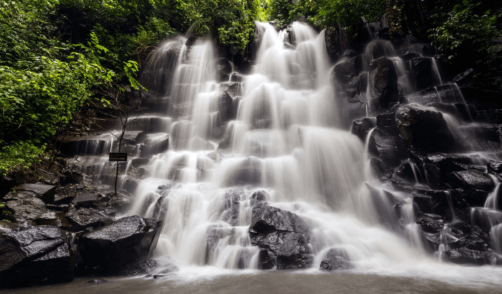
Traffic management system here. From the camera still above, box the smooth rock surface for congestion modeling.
[79,216,161,269]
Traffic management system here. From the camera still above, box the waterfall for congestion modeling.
[66,21,502,282]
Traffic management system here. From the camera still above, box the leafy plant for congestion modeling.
[429,0,501,70]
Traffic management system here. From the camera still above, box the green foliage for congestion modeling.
[429,0,501,69]
[178,0,261,52]
[0,0,125,174]
[264,0,386,34]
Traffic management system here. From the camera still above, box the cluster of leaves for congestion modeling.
[428,0,501,70]
[55,0,263,65]
[175,0,262,53]
[264,0,386,34]
[0,202,12,222]
[0,0,141,174]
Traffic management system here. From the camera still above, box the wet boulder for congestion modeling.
[218,91,235,123]
[368,115,408,168]
[79,216,161,270]
[319,248,351,271]
[446,170,495,192]
[409,57,440,90]
[5,198,48,224]
[250,190,268,208]
[223,190,241,226]
[458,124,502,151]
[368,57,399,114]
[66,208,113,231]
[60,170,84,186]
[396,105,459,153]
[333,56,362,84]
[257,249,275,270]
[4,183,56,204]
[488,160,502,180]
[116,258,158,276]
[442,248,487,265]
[204,225,234,264]
[470,208,502,232]
[0,221,20,235]
[54,187,77,204]
[409,152,472,189]
[72,192,98,208]
[426,102,474,123]
[351,117,376,142]
[0,226,73,287]
[249,206,312,269]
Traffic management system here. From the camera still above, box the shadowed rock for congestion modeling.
[249,206,312,269]
[0,226,73,287]
[79,216,161,270]
[320,248,352,271]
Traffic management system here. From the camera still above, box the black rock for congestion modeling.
[319,248,352,271]
[470,208,502,232]
[79,216,161,270]
[409,57,441,90]
[223,190,241,226]
[333,56,362,84]
[368,127,408,167]
[447,170,495,192]
[396,105,460,153]
[72,192,98,208]
[0,221,20,235]
[5,197,47,224]
[368,57,399,114]
[5,183,56,204]
[54,187,77,204]
[66,208,113,231]
[351,117,376,142]
[249,206,312,269]
[0,226,74,287]
[257,249,275,270]
[409,152,472,189]
[60,170,84,186]
[443,248,487,265]
[116,258,157,276]
[250,190,268,208]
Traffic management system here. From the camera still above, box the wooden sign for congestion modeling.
[109,153,128,161]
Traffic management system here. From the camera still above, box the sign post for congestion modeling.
[109,153,128,162]
[109,153,127,196]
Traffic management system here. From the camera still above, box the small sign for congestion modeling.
[109,153,127,161]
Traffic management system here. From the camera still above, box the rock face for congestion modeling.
[351,117,376,141]
[66,208,113,231]
[396,105,459,153]
[319,248,351,271]
[447,170,495,192]
[5,198,49,224]
[0,226,73,287]
[368,58,399,114]
[409,57,439,90]
[368,113,408,167]
[249,206,312,269]
[79,216,161,270]
[4,183,56,204]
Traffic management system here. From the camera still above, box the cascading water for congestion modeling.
[123,21,431,271]
[67,21,502,286]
